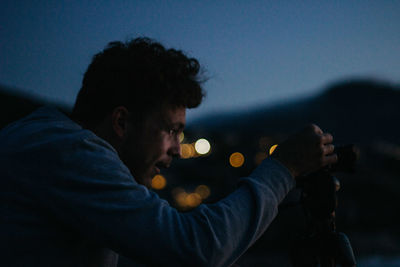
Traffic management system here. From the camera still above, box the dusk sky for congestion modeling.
[1,1,399,121]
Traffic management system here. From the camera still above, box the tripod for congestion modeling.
[290,170,356,267]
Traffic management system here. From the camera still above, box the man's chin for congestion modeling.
[154,166,161,175]
[133,173,152,188]
[143,177,153,189]
[134,167,161,188]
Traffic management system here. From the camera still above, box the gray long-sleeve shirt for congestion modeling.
[0,107,295,267]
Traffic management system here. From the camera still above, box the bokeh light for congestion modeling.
[172,187,203,209]
[229,152,245,168]
[179,132,185,143]
[269,144,278,155]
[151,174,167,190]
[195,138,211,155]
[175,191,188,207]
[181,143,195,159]
[195,185,211,199]
[186,193,202,208]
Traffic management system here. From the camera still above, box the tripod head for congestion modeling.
[290,145,358,267]
[296,145,359,219]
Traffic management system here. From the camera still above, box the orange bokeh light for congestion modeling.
[151,174,167,190]
[229,152,245,168]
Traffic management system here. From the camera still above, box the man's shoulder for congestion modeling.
[0,106,115,157]
[0,105,131,184]
[1,106,73,136]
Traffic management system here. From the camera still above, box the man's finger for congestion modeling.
[324,153,338,165]
[309,124,323,135]
[321,133,333,144]
[324,144,335,155]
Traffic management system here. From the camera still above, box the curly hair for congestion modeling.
[71,37,205,125]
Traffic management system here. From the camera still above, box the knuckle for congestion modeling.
[312,124,323,133]
[325,133,333,141]
[306,123,318,133]
[309,124,317,132]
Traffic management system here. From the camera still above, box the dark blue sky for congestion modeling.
[1,1,399,120]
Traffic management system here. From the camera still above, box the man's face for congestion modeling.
[121,106,185,187]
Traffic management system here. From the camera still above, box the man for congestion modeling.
[0,38,336,266]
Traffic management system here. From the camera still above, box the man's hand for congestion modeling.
[272,124,337,178]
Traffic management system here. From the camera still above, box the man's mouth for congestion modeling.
[155,162,170,173]
[154,166,161,174]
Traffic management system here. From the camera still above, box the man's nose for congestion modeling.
[169,136,181,158]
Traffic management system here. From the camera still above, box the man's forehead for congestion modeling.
[147,105,186,127]
[163,106,186,125]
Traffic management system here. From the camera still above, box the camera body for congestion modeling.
[297,144,359,219]
[327,145,359,173]
[290,145,358,266]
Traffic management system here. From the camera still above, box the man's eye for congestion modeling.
[169,129,179,135]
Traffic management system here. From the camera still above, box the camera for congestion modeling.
[290,145,358,266]
[297,144,359,218]
[327,144,359,173]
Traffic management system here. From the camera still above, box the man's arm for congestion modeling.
[28,124,333,266]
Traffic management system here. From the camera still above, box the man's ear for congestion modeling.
[111,106,130,139]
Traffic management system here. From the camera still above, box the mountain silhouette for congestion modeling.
[0,84,70,129]
[189,79,400,144]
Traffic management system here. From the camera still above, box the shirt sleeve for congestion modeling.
[29,130,295,267]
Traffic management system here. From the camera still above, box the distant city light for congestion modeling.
[172,187,203,209]
[229,152,245,168]
[179,132,185,143]
[186,193,202,208]
[269,144,278,155]
[151,174,167,190]
[175,191,188,208]
[172,187,185,196]
[181,143,195,159]
[195,138,211,155]
[195,185,211,199]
